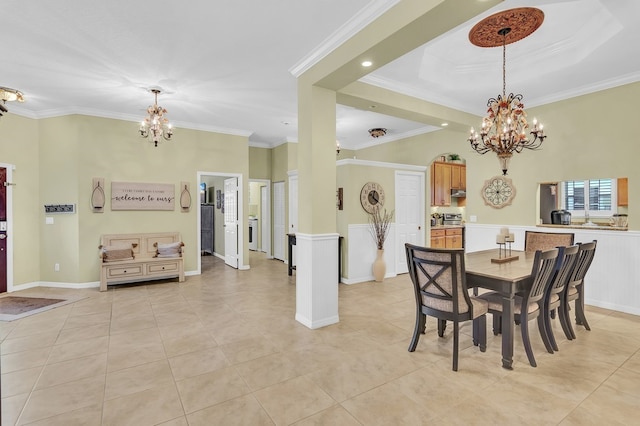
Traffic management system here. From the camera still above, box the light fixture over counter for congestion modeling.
[467,8,547,175]
[139,88,173,147]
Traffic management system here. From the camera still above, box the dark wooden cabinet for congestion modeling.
[201,204,214,255]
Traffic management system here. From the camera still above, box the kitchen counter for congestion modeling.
[536,224,628,231]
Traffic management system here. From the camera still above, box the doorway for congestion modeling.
[248,179,271,259]
[0,163,13,293]
[197,172,244,274]
[395,171,425,274]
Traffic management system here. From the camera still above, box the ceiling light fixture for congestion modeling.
[0,86,25,117]
[336,140,341,155]
[361,60,373,67]
[368,128,387,138]
[139,88,173,147]
[467,8,547,175]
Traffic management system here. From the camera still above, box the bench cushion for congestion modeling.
[101,244,135,262]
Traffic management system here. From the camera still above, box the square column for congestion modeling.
[294,233,339,329]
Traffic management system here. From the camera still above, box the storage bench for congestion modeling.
[99,232,185,291]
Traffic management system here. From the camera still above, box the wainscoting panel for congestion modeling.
[465,224,640,315]
[344,224,396,284]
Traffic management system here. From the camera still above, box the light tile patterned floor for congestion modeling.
[1,252,640,425]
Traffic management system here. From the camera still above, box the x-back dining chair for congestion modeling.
[405,243,488,371]
[478,248,559,367]
[559,240,598,340]
[544,245,580,351]
[524,231,575,252]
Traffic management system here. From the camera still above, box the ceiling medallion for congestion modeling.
[467,8,547,175]
[139,88,173,147]
[0,86,25,117]
[368,128,387,138]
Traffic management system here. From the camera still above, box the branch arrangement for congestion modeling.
[369,207,394,250]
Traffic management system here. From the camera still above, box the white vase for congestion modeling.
[373,249,386,282]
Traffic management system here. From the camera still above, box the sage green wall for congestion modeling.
[6,114,249,288]
[356,82,640,230]
[0,114,41,285]
[336,163,396,277]
[39,116,81,282]
[249,147,271,180]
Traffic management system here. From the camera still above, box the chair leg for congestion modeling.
[537,311,554,354]
[575,285,591,331]
[558,297,575,340]
[545,303,559,352]
[408,311,425,352]
[520,313,537,367]
[492,313,502,335]
[452,321,459,371]
[438,319,446,338]
[473,315,487,352]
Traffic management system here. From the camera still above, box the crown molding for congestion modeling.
[343,125,439,150]
[289,0,400,77]
[7,107,253,138]
[336,158,426,172]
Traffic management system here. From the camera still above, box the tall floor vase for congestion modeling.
[373,249,386,282]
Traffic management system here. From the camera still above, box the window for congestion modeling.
[563,179,616,217]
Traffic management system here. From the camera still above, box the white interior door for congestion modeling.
[224,177,239,268]
[260,185,270,255]
[288,174,298,266]
[396,171,425,274]
[273,181,285,261]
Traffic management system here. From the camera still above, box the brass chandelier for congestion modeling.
[467,8,547,175]
[139,88,173,147]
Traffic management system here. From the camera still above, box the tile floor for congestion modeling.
[1,252,640,425]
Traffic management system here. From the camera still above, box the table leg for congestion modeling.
[501,294,515,369]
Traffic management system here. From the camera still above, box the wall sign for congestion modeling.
[111,182,175,211]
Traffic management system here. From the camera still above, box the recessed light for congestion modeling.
[441,122,449,127]
[361,60,373,67]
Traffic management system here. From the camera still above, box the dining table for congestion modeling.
[465,248,536,369]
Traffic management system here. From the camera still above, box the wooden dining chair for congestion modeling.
[405,244,488,371]
[524,231,574,252]
[544,245,580,351]
[478,248,559,367]
[559,240,597,340]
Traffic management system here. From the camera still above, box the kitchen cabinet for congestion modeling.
[445,227,463,248]
[431,162,452,206]
[431,162,466,206]
[430,229,446,248]
[618,177,628,206]
[430,227,464,249]
[450,164,466,190]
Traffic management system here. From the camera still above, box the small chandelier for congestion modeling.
[467,8,546,175]
[336,140,341,155]
[139,88,173,147]
[368,128,387,138]
[0,86,25,117]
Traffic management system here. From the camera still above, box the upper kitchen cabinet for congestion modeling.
[431,161,466,207]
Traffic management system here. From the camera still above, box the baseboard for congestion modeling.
[585,299,640,316]
[295,313,340,329]
[10,281,100,292]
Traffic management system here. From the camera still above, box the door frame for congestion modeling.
[395,170,425,274]
[197,171,245,274]
[273,181,286,261]
[249,178,272,259]
[0,163,14,293]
